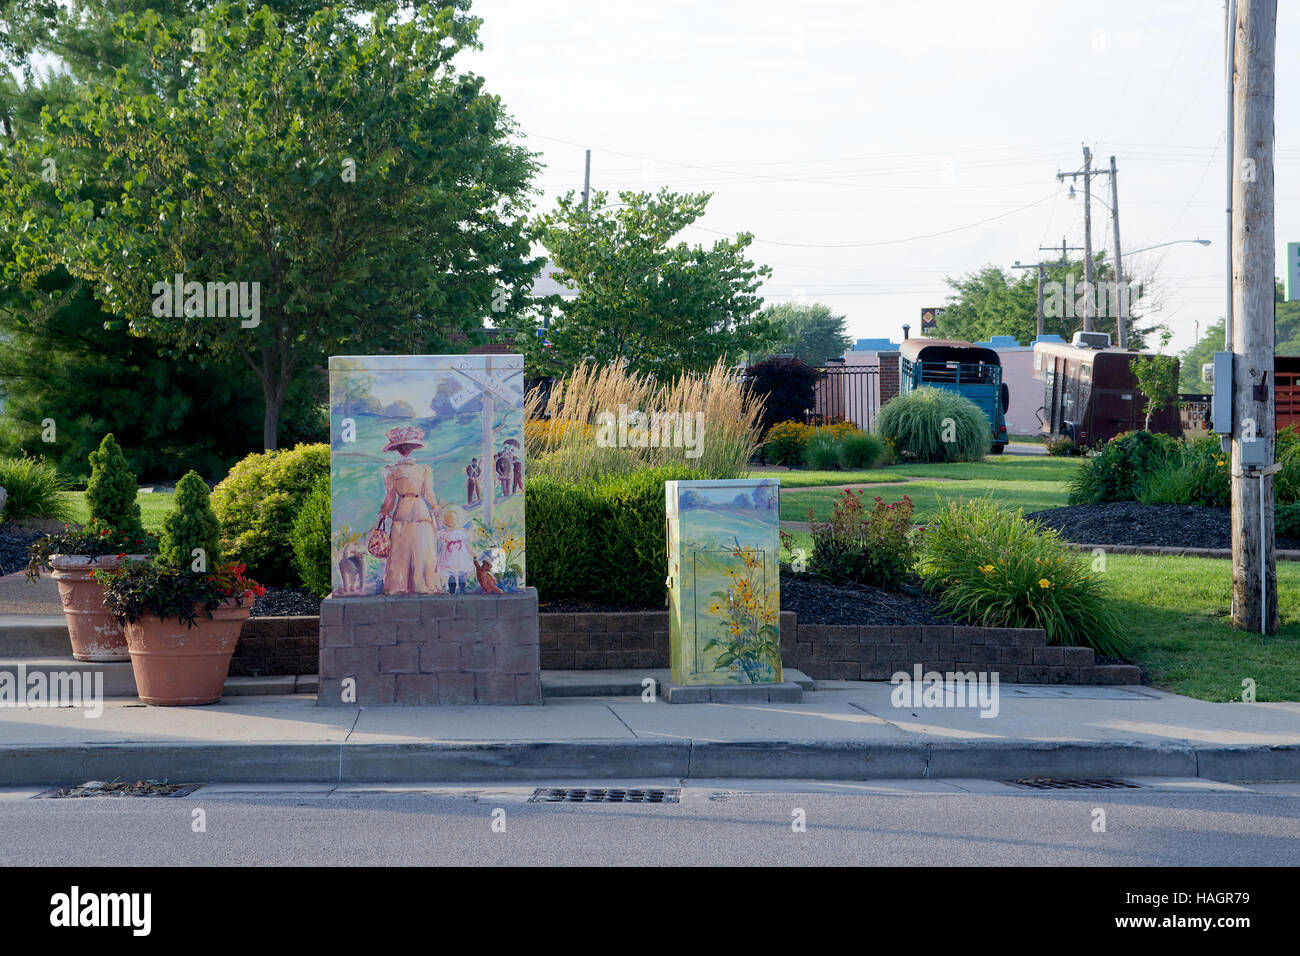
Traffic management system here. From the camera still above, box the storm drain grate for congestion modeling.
[529,787,680,804]
[1006,778,1142,791]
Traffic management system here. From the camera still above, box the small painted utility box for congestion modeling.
[664,478,797,701]
[320,354,537,706]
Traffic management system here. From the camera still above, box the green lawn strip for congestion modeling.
[1103,554,1300,702]
[781,480,1069,523]
[758,456,1082,489]
[64,491,174,533]
[771,540,1300,702]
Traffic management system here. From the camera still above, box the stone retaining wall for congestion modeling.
[316,590,541,706]
[235,608,1140,685]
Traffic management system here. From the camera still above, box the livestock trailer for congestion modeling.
[898,338,1008,453]
[1032,337,1181,445]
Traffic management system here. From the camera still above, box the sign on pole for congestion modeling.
[921,308,943,334]
[1287,241,1300,301]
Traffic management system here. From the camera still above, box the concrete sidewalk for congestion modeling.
[2,681,1298,785]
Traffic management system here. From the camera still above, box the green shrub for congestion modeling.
[85,433,144,537]
[875,387,990,463]
[521,477,601,601]
[805,489,916,589]
[802,428,842,470]
[1045,436,1082,456]
[211,443,329,585]
[160,471,222,570]
[761,420,809,467]
[1067,430,1180,504]
[0,455,73,522]
[1277,502,1300,539]
[1135,436,1229,507]
[594,463,705,604]
[525,463,704,604]
[916,498,1127,657]
[291,473,332,598]
[838,431,884,469]
[1274,427,1300,505]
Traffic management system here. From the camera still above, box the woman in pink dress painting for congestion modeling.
[377,425,444,594]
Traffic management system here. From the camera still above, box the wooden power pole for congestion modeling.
[1230,0,1277,632]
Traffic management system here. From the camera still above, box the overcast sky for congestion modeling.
[464,0,1298,354]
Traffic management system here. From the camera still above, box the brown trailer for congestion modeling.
[1032,340,1182,446]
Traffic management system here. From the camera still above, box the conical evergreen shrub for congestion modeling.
[86,434,144,536]
[160,471,222,571]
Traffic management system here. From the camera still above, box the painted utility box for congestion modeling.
[665,478,783,686]
[328,354,526,598]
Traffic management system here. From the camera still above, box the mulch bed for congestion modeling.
[251,586,323,617]
[0,527,47,576]
[539,571,958,627]
[1025,502,1300,551]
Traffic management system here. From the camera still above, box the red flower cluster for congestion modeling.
[206,562,266,599]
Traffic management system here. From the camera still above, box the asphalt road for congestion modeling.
[3,779,1299,866]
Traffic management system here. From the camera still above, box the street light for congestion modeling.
[1126,238,1212,255]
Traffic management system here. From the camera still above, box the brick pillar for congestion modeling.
[877,351,900,407]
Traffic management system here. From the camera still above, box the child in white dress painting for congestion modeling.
[437,506,475,594]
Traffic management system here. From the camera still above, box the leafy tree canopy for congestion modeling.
[529,188,777,378]
[758,302,852,366]
[1,1,543,449]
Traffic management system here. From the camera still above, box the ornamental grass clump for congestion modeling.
[0,455,73,522]
[524,360,762,483]
[802,489,916,589]
[875,387,989,462]
[916,498,1127,658]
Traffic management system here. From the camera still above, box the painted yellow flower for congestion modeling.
[979,564,995,574]
[1038,578,1052,589]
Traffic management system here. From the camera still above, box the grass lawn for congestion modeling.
[1105,554,1300,702]
[774,536,1300,702]
[781,479,1069,523]
[760,455,1082,489]
[64,491,175,533]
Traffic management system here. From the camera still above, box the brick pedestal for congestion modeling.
[317,589,541,706]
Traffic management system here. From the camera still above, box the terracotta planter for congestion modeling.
[123,592,254,706]
[49,554,149,662]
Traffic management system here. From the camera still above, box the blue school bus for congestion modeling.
[898,338,1008,454]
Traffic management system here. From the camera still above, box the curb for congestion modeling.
[1,740,1296,786]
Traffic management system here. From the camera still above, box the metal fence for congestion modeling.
[804,364,880,431]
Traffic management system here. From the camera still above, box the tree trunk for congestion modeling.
[1230,0,1277,633]
[262,378,284,452]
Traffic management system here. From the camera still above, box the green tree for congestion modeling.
[759,302,852,366]
[1179,283,1300,390]
[2,2,542,450]
[1130,330,1180,429]
[937,257,1151,348]
[531,189,777,377]
[85,433,144,537]
[160,471,222,570]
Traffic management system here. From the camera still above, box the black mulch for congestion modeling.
[1025,502,1300,551]
[540,571,958,627]
[251,587,323,617]
[0,528,45,576]
[780,572,958,626]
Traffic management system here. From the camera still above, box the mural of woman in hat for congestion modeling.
[377,424,444,594]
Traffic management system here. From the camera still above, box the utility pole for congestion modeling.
[1109,155,1128,348]
[1058,148,1109,335]
[581,149,591,209]
[1229,0,1277,633]
[1011,260,1048,337]
[1037,239,1085,336]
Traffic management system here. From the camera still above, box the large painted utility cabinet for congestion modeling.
[665,478,783,686]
